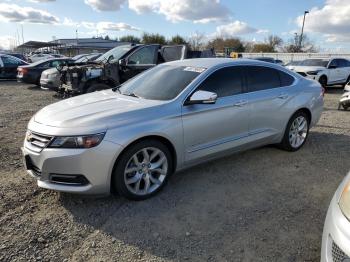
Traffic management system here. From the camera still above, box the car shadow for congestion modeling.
[60,131,350,261]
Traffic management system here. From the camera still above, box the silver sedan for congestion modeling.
[321,171,350,261]
[22,58,324,200]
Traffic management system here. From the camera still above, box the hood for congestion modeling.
[291,66,325,73]
[34,90,165,129]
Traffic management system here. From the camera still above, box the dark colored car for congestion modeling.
[1,53,28,62]
[17,58,72,85]
[251,57,276,63]
[59,44,215,95]
[0,54,28,79]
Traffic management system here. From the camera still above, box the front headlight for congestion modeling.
[339,180,350,221]
[48,133,105,148]
[306,70,321,75]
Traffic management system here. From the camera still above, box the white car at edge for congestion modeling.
[291,58,350,89]
[321,171,350,261]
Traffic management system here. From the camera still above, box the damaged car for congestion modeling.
[58,44,214,96]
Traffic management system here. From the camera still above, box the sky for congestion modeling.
[0,0,349,52]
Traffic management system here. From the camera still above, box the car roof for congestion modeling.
[166,58,278,68]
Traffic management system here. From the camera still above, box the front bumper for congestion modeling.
[40,78,58,91]
[321,194,350,262]
[22,139,124,195]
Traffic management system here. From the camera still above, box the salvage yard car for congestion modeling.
[17,58,73,85]
[40,53,102,90]
[58,44,214,95]
[321,171,350,262]
[22,58,323,200]
[291,58,350,89]
[0,54,28,79]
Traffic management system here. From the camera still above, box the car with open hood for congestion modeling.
[58,44,215,96]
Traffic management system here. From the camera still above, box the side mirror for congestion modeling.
[328,65,337,69]
[119,58,127,67]
[186,90,217,105]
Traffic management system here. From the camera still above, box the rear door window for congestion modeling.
[197,66,244,98]
[245,66,281,92]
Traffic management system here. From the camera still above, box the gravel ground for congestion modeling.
[0,81,349,262]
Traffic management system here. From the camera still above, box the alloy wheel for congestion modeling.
[124,147,168,196]
[289,116,308,149]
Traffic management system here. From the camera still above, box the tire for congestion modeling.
[85,83,110,93]
[279,111,310,152]
[112,139,173,200]
[342,76,350,88]
[319,75,328,89]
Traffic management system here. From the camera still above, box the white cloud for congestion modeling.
[0,36,16,50]
[0,3,59,24]
[214,21,259,37]
[295,0,350,42]
[85,0,126,11]
[129,0,230,23]
[63,19,139,32]
[95,21,139,32]
[27,0,56,3]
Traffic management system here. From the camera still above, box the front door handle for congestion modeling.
[277,93,288,99]
[233,100,248,107]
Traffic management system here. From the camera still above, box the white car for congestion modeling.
[29,54,54,63]
[291,58,350,88]
[321,171,350,261]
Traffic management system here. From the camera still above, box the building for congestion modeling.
[16,38,130,57]
[50,38,129,56]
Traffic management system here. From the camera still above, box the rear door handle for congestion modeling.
[233,100,248,107]
[277,93,288,99]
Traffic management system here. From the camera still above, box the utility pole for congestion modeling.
[299,10,309,51]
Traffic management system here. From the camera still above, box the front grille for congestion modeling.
[297,72,307,77]
[25,131,53,153]
[332,241,349,262]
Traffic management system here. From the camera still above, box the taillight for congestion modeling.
[18,68,28,74]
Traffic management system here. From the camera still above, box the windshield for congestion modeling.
[96,45,132,63]
[75,54,100,63]
[299,59,329,67]
[119,64,204,101]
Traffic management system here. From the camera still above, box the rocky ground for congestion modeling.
[0,81,349,262]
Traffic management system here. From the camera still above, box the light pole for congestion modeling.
[299,10,309,51]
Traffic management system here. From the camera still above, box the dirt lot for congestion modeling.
[0,81,349,262]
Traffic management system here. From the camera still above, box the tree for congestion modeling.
[206,37,245,54]
[119,35,141,43]
[169,35,187,45]
[188,32,206,51]
[104,35,110,40]
[266,35,283,51]
[141,33,167,45]
[283,34,317,53]
[252,43,275,53]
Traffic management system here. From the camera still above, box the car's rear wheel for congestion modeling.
[112,140,173,200]
[319,75,328,89]
[279,111,310,151]
[86,83,110,93]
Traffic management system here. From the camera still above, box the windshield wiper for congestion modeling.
[124,92,139,98]
[112,85,121,93]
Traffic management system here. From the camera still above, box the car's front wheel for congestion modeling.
[112,139,173,200]
[279,111,310,151]
[319,75,328,89]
